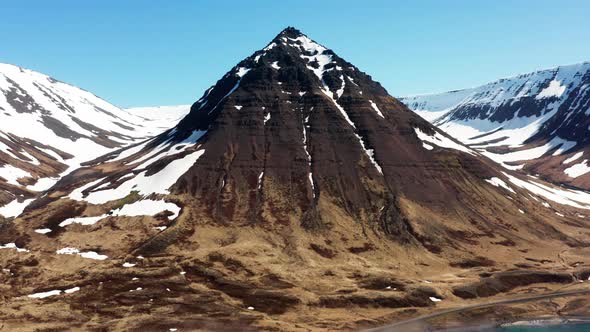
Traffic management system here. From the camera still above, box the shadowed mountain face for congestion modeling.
[401,62,590,189]
[1,28,589,331]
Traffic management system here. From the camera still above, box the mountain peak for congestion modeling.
[276,26,305,39]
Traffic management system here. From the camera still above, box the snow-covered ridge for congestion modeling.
[401,61,590,123]
[0,63,191,218]
[400,88,476,120]
[400,61,590,185]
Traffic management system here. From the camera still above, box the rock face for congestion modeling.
[165,26,490,232]
[400,62,590,189]
[51,27,516,233]
[0,63,186,218]
[1,28,589,331]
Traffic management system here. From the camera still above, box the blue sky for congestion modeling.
[2,0,589,107]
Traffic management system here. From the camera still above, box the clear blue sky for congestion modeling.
[2,0,589,108]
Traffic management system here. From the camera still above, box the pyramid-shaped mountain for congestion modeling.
[3,28,590,331]
[50,27,507,235]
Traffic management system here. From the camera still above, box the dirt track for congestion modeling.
[366,288,590,331]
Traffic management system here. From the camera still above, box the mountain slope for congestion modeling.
[1,29,589,331]
[400,62,590,189]
[124,105,191,133]
[0,64,185,218]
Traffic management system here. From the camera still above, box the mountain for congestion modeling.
[400,62,590,190]
[125,105,191,133]
[0,63,186,219]
[1,28,589,331]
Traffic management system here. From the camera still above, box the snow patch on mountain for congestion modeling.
[0,198,34,218]
[563,152,584,164]
[503,172,590,209]
[414,128,476,155]
[564,160,590,178]
[485,177,515,193]
[536,80,566,99]
[479,136,576,169]
[72,149,206,205]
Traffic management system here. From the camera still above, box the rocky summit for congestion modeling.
[1,28,589,331]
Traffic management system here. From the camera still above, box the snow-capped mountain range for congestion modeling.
[401,62,590,189]
[0,63,189,218]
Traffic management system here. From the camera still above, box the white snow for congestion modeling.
[563,152,584,164]
[0,198,34,218]
[125,105,190,133]
[0,63,191,218]
[122,262,136,268]
[80,251,108,260]
[401,88,477,114]
[429,297,442,302]
[536,80,566,99]
[478,137,577,169]
[413,110,450,122]
[414,128,476,155]
[28,290,62,299]
[257,171,264,190]
[369,100,385,118]
[271,61,281,70]
[263,43,276,51]
[402,63,590,176]
[64,286,80,294]
[0,242,29,252]
[59,215,107,227]
[19,150,40,165]
[236,67,250,78]
[308,172,315,198]
[289,35,355,128]
[355,138,382,174]
[286,35,385,174]
[0,65,185,192]
[234,105,243,110]
[131,131,206,170]
[74,149,205,205]
[564,160,590,178]
[485,177,515,193]
[34,228,52,234]
[56,247,108,260]
[112,200,181,220]
[264,112,271,124]
[503,172,590,209]
[26,177,59,191]
[0,164,31,185]
[336,75,345,99]
[321,87,355,128]
[60,200,180,228]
